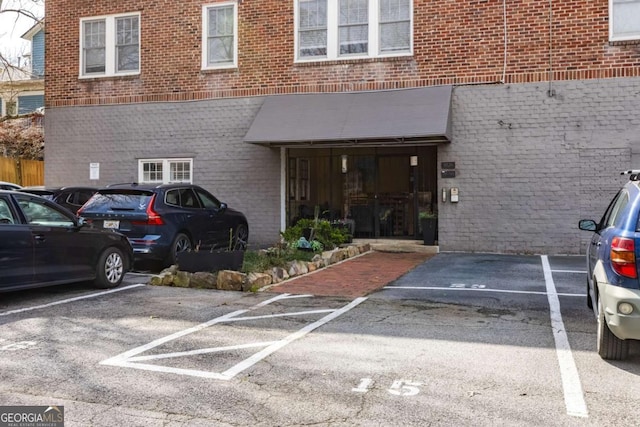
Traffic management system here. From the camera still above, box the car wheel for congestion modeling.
[167,232,191,266]
[94,247,125,289]
[596,297,629,360]
[233,223,249,251]
[586,277,593,309]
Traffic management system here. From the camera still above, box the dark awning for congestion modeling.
[244,86,452,147]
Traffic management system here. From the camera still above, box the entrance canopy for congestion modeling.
[244,86,452,147]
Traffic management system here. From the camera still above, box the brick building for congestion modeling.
[44,0,640,253]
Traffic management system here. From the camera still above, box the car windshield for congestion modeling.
[82,190,154,212]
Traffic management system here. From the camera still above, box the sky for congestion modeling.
[0,1,44,65]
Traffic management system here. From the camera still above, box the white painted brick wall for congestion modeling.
[440,78,640,254]
[45,78,640,254]
[45,97,281,248]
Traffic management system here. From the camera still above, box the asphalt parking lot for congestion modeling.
[1,252,639,426]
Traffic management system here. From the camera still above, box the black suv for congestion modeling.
[78,183,249,266]
[19,186,98,214]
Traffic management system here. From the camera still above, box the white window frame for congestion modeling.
[609,0,640,41]
[138,158,193,184]
[202,2,238,70]
[294,0,413,62]
[79,12,141,78]
[16,90,45,115]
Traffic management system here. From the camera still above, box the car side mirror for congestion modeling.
[578,219,597,232]
[219,202,227,212]
[76,216,87,228]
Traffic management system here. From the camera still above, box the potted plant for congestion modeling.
[419,211,438,245]
[176,229,245,272]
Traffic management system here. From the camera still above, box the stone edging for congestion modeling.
[148,243,371,292]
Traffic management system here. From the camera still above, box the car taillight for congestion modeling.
[132,194,164,226]
[611,236,637,279]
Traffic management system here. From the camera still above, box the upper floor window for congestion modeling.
[202,2,238,69]
[340,0,369,55]
[299,0,328,57]
[296,0,412,61]
[80,13,140,78]
[610,0,640,41]
[138,158,193,184]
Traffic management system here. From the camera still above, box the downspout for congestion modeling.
[548,0,556,97]
[501,0,507,83]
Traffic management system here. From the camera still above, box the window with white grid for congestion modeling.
[139,159,193,184]
[295,0,412,61]
[80,13,140,77]
[141,161,163,183]
[202,2,238,69]
[170,161,192,183]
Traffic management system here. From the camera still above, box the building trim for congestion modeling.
[48,66,640,108]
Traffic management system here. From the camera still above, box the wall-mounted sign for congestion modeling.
[90,163,100,180]
[441,162,455,169]
[441,170,456,178]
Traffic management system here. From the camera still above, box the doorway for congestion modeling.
[286,146,437,239]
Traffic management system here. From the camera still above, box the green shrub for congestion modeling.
[281,218,348,250]
[241,246,316,274]
[241,218,349,275]
[310,240,324,252]
[241,250,275,273]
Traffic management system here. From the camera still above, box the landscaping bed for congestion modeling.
[148,242,370,292]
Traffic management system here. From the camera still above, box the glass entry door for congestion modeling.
[286,146,437,239]
[344,155,376,237]
[376,155,412,237]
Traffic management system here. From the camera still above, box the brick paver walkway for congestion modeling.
[267,251,433,298]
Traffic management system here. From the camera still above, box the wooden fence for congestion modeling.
[0,156,44,186]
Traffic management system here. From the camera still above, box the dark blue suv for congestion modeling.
[579,171,640,360]
[78,183,249,267]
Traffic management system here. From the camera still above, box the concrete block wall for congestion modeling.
[44,97,282,248]
[438,78,640,255]
[46,77,640,255]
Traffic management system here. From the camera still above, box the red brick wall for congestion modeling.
[45,0,640,106]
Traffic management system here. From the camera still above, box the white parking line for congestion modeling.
[383,286,585,297]
[551,269,587,274]
[222,297,366,379]
[541,255,588,418]
[0,284,146,317]
[384,258,589,418]
[224,309,336,322]
[101,294,368,380]
[127,341,279,362]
